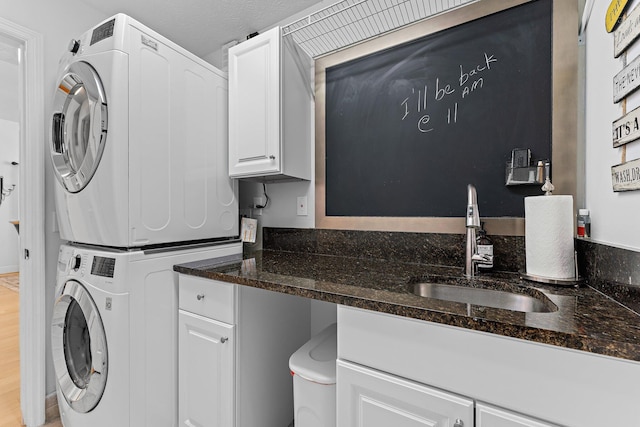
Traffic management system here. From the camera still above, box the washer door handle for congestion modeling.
[52,113,65,154]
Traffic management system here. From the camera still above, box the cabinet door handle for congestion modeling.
[269,155,276,160]
[196,294,205,301]
[220,337,228,343]
[453,419,464,427]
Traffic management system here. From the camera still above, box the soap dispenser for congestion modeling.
[476,222,494,270]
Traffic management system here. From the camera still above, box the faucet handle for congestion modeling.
[472,253,492,264]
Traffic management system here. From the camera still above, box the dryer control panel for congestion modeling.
[91,256,116,278]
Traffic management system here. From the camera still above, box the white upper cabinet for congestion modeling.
[228,26,312,181]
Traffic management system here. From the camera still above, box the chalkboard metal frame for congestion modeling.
[315,0,578,236]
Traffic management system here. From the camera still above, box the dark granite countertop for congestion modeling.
[174,249,640,362]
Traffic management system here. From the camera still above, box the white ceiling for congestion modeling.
[77,0,322,58]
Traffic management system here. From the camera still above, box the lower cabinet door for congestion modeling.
[179,310,235,427]
[476,403,560,427]
[337,360,473,427]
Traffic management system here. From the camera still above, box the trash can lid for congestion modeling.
[289,323,337,385]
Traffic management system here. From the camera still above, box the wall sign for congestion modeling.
[614,3,640,57]
[611,158,640,191]
[613,105,640,147]
[607,0,630,33]
[613,54,640,102]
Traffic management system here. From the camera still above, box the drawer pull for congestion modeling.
[453,419,464,427]
[196,294,205,301]
[220,337,228,344]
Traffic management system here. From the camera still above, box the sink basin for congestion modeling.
[412,282,557,313]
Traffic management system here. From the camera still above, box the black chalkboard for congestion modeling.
[325,0,552,218]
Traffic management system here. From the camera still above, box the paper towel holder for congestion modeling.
[520,271,583,287]
[520,251,583,287]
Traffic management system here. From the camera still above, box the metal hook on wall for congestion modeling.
[0,176,16,206]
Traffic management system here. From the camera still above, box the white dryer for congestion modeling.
[50,14,237,248]
[51,240,242,427]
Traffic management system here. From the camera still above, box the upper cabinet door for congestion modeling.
[228,27,281,178]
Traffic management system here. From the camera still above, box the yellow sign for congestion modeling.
[606,0,629,33]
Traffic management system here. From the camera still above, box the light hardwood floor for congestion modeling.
[0,274,62,427]
[0,282,21,427]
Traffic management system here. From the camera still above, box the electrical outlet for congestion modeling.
[253,197,264,216]
[297,196,308,216]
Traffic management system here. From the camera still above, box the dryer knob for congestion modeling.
[68,39,80,54]
[72,255,82,271]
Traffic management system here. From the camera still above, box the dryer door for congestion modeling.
[51,61,108,193]
[51,279,108,413]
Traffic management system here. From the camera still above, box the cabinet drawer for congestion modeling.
[179,275,235,323]
[476,403,559,427]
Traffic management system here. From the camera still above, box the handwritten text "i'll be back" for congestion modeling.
[400,52,498,135]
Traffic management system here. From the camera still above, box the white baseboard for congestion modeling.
[0,265,19,274]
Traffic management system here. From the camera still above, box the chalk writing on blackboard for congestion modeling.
[400,52,499,137]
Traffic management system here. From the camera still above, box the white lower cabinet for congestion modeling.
[179,311,234,427]
[337,359,558,427]
[338,360,473,427]
[337,306,640,427]
[178,274,311,427]
[476,403,558,427]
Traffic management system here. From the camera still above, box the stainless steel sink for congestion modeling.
[412,282,557,313]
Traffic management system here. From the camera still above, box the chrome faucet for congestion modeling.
[465,184,491,278]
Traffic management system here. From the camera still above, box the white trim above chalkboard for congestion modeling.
[282,0,476,58]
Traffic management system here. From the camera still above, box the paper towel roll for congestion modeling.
[525,195,575,279]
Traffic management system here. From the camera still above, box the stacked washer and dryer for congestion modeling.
[49,14,241,427]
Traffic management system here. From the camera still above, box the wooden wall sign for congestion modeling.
[611,158,640,191]
[613,105,640,147]
[614,3,640,57]
[613,54,640,102]
[607,0,630,33]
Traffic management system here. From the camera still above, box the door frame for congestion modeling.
[0,17,46,427]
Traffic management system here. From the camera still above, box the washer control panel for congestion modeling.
[91,256,116,278]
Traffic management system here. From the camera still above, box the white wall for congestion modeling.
[0,47,19,273]
[585,0,640,250]
[0,58,18,122]
[0,118,19,273]
[0,0,109,394]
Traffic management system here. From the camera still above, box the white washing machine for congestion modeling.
[51,240,242,427]
[50,14,237,248]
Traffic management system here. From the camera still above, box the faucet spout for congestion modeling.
[465,185,490,278]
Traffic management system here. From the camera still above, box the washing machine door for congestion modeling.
[51,279,108,413]
[51,61,108,193]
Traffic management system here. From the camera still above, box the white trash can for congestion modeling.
[289,323,337,427]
